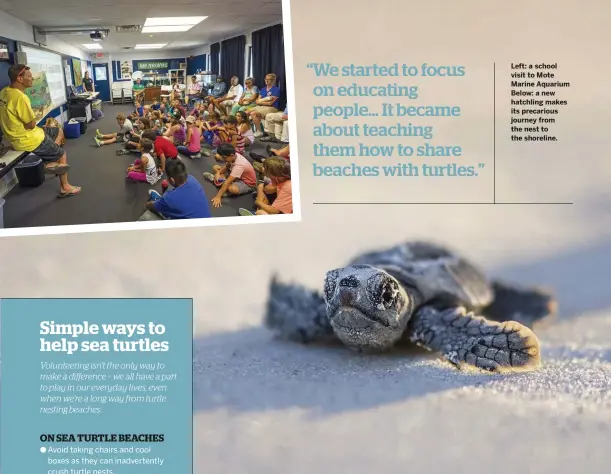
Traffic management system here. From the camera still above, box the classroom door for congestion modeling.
[93,63,110,102]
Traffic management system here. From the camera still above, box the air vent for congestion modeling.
[116,25,142,33]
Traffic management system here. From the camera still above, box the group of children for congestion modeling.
[90,75,293,219]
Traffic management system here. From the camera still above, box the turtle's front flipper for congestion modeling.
[482,280,557,329]
[407,305,541,373]
[264,275,336,344]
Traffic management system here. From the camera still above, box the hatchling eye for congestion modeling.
[367,274,400,310]
[323,269,340,302]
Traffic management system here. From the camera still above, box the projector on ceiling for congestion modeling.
[90,30,107,41]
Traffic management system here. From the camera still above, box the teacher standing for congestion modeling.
[0,64,81,197]
[83,71,95,93]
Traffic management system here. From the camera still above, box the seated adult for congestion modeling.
[249,73,281,137]
[204,76,226,106]
[133,78,145,102]
[141,130,178,175]
[0,64,81,197]
[261,105,288,143]
[186,76,202,106]
[210,76,243,116]
[145,159,211,219]
[171,79,183,102]
[230,77,259,115]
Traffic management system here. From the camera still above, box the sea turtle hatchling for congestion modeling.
[265,241,557,373]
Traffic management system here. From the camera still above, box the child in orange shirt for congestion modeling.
[239,157,292,216]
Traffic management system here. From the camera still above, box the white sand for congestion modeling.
[193,308,611,474]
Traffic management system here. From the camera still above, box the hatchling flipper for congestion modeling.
[407,305,541,373]
[482,280,558,329]
[264,275,335,344]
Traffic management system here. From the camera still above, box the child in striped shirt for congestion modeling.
[218,115,246,154]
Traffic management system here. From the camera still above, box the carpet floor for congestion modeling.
[3,104,284,228]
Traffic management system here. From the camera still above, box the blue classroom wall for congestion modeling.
[187,54,206,75]
[112,61,127,82]
[0,36,17,91]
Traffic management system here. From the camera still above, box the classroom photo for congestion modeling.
[0,1,294,232]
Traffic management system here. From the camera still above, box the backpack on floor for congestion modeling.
[92,108,104,121]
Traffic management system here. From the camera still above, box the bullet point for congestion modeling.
[40,447,46,453]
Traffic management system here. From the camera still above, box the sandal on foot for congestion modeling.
[57,186,81,198]
[238,208,255,216]
[45,163,70,175]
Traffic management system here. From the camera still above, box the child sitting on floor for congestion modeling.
[199,112,223,147]
[236,111,255,147]
[145,159,211,219]
[187,103,201,119]
[163,112,186,146]
[239,157,293,216]
[217,115,246,154]
[126,138,160,184]
[128,101,144,122]
[151,100,161,111]
[169,99,186,121]
[203,143,258,208]
[159,97,168,113]
[151,111,163,134]
[94,113,133,147]
[141,130,177,176]
[177,116,202,158]
[118,118,151,155]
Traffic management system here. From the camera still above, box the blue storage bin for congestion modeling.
[64,121,81,139]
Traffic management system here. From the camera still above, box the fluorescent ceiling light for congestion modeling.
[144,16,207,26]
[82,43,102,50]
[142,25,193,33]
[134,44,167,49]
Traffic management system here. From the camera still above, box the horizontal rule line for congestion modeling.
[313,202,574,205]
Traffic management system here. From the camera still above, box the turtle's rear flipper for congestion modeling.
[407,305,541,373]
[482,280,558,329]
[265,275,336,344]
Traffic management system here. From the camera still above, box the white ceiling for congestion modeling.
[0,0,282,53]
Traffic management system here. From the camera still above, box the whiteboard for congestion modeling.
[20,44,67,112]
